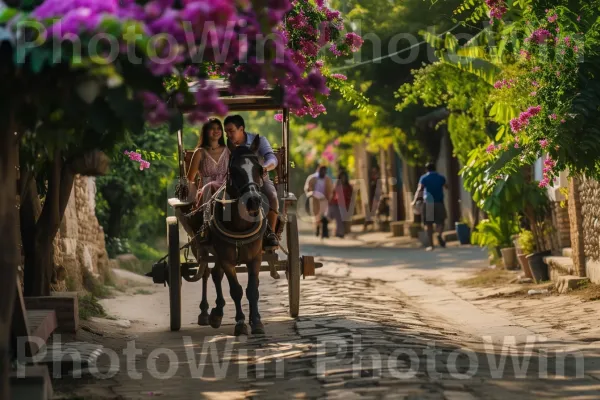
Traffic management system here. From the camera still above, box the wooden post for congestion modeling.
[568,176,586,276]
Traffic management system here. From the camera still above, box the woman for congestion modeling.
[328,170,353,238]
[187,118,229,208]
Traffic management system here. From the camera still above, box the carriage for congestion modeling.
[146,79,322,332]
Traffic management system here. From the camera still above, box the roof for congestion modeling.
[186,79,283,111]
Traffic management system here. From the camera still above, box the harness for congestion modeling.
[184,159,268,264]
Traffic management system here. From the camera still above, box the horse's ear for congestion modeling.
[250,134,261,153]
[227,139,236,153]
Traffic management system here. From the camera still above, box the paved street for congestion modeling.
[53,226,600,399]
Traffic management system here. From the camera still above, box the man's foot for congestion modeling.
[425,246,434,251]
[264,231,279,249]
[438,234,446,248]
[315,226,320,237]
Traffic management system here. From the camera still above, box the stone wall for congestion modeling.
[52,176,110,292]
[552,201,571,249]
[579,177,600,261]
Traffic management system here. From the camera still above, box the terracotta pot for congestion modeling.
[500,247,518,270]
[518,254,533,279]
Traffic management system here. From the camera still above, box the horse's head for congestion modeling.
[226,135,264,217]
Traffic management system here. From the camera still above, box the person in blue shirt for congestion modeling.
[412,162,448,250]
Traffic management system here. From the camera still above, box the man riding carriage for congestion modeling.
[168,113,283,336]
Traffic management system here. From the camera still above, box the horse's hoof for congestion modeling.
[234,323,248,336]
[209,309,223,328]
[209,314,223,329]
[198,313,210,326]
[270,270,280,279]
[250,321,265,335]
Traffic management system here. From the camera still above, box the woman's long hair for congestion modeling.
[197,118,225,148]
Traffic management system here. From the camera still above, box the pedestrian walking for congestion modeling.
[328,170,354,238]
[304,165,333,238]
[412,162,448,250]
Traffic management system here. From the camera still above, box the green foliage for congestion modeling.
[518,230,536,255]
[95,125,178,242]
[78,293,106,321]
[471,216,520,250]
[396,62,492,163]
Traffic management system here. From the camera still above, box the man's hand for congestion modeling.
[262,159,277,172]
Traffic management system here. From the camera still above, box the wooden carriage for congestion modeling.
[146,79,321,331]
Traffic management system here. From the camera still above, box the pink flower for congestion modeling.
[532,66,541,73]
[274,113,283,122]
[539,139,549,148]
[531,80,539,87]
[514,143,520,149]
[528,28,553,44]
[510,119,522,133]
[548,14,557,23]
[530,91,537,96]
[577,15,581,22]
[560,119,566,123]
[539,178,550,188]
[330,73,347,80]
[486,143,497,153]
[549,113,557,120]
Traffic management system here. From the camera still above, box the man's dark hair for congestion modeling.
[224,115,245,129]
[426,162,436,172]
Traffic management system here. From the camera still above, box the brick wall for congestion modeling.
[553,201,571,249]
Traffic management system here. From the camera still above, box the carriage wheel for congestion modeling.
[286,214,300,318]
[167,217,182,331]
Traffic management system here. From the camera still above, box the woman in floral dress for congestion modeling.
[186,118,230,208]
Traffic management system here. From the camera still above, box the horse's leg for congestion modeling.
[246,259,264,334]
[221,263,247,336]
[197,266,211,326]
[209,264,226,329]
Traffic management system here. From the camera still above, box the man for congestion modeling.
[304,165,333,238]
[413,162,448,250]
[224,115,280,249]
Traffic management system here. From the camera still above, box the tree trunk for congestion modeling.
[106,204,123,239]
[19,172,41,296]
[28,152,75,296]
[0,118,19,400]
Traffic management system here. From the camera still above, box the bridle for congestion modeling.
[225,152,264,200]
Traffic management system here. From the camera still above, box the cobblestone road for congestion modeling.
[53,236,599,399]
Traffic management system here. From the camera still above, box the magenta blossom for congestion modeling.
[274,113,283,122]
[330,73,347,81]
[539,139,549,148]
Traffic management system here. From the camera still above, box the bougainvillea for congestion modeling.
[7,0,362,132]
[124,150,151,170]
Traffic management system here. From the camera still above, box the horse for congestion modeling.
[198,135,268,336]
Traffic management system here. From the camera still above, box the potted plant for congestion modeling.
[455,217,472,245]
[517,230,535,279]
[471,216,520,269]
[521,177,553,283]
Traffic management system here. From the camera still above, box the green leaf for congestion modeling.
[0,7,17,23]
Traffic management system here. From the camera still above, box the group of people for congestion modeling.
[304,166,354,239]
[185,115,280,249]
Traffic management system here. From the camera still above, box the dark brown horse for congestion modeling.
[201,136,268,335]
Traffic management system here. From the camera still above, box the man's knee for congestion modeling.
[262,182,279,212]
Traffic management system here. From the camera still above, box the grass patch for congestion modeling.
[457,267,516,288]
[78,293,106,321]
[131,241,164,261]
[134,288,153,295]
